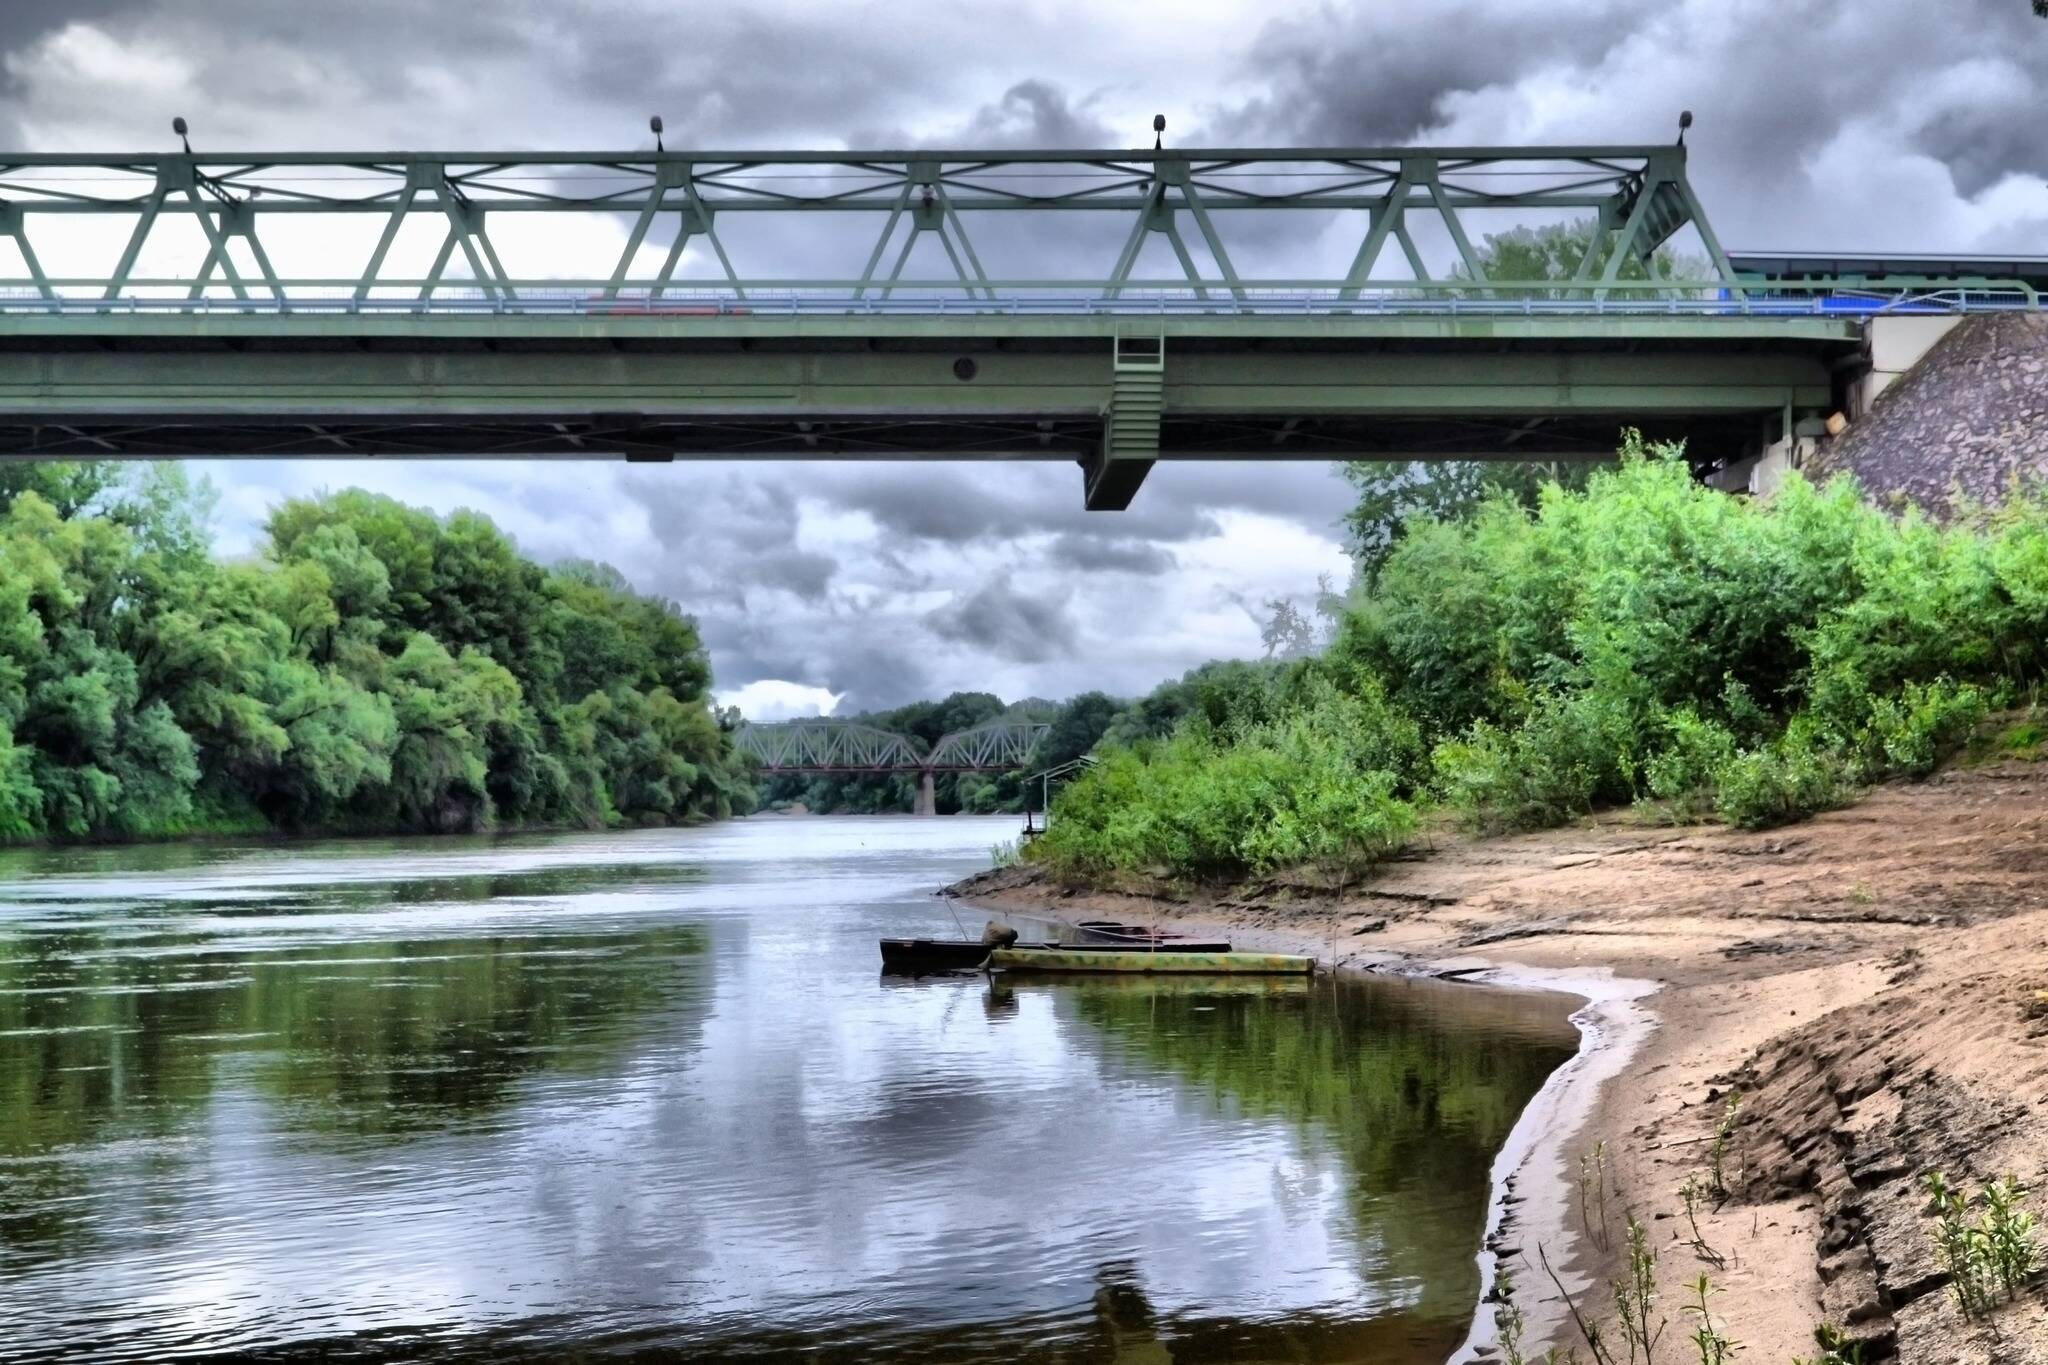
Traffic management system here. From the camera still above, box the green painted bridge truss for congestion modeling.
[0,142,1745,303]
[0,141,2034,505]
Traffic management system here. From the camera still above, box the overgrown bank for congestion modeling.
[956,757,2048,1362]
[0,463,753,843]
[1031,435,2048,886]
[978,436,2048,1361]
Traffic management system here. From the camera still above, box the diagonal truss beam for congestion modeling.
[0,143,1765,306]
[735,718,1049,772]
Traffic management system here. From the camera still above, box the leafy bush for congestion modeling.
[1867,678,1988,778]
[1713,722,1852,830]
[1640,708,1739,823]
[1042,438,2048,878]
[1035,684,1417,884]
[1434,688,1639,832]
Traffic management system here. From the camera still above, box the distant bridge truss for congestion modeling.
[734,718,1050,775]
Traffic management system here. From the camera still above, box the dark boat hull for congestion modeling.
[880,937,1232,974]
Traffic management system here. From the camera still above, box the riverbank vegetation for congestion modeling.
[1034,433,2048,883]
[0,462,752,842]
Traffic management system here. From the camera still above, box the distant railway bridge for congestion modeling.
[734,717,1049,815]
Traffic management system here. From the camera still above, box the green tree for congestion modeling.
[0,478,750,844]
[1341,217,1708,581]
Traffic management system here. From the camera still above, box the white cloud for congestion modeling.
[716,680,843,721]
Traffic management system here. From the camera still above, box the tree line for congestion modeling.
[754,690,1124,815]
[0,463,753,842]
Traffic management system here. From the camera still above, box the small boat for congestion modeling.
[985,948,1314,976]
[1074,920,1187,945]
[880,937,1232,974]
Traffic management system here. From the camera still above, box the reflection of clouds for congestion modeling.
[1,816,1546,1359]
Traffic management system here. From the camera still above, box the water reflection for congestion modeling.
[0,819,1577,1363]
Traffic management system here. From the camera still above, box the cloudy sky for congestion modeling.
[2,1,2043,718]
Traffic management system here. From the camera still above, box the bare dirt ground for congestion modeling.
[951,760,2048,1363]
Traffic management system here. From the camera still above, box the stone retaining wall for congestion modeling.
[1811,314,2048,513]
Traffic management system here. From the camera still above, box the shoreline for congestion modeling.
[950,758,2048,1362]
[1443,964,1658,1365]
[965,885,1661,1364]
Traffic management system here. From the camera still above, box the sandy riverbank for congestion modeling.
[950,759,2048,1362]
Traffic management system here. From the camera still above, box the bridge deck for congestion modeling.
[0,312,1853,503]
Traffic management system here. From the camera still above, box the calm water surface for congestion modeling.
[0,816,1578,1363]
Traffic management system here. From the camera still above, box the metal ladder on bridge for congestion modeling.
[1087,335,1164,511]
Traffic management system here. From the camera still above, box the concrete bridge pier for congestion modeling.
[1707,315,1969,499]
[914,771,937,818]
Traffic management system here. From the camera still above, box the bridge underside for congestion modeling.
[0,314,1855,508]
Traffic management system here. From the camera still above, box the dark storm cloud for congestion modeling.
[1045,534,1176,575]
[1219,1,2048,249]
[925,580,1079,664]
[815,638,941,717]
[957,80,1119,148]
[0,0,1067,153]
[0,1,130,51]
[749,549,839,601]
[854,78,1121,150]
[1222,2,1640,146]
[818,464,1224,545]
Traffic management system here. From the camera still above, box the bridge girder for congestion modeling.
[0,315,1849,502]
[732,721,925,772]
[0,144,1734,303]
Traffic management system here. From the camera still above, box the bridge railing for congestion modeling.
[0,278,2032,316]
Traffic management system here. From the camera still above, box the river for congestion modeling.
[0,815,1578,1363]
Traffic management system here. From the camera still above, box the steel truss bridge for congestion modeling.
[0,139,2037,506]
[735,717,1050,816]
[734,718,1049,774]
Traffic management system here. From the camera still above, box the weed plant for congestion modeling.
[1923,1170,2042,1314]
[1580,1142,1613,1252]
[1614,1214,1664,1364]
[1791,1323,1864,1365]
[1708,1094,1742,1199]
[1679,1172,1724,1266]
[1681,1274,1737,1365]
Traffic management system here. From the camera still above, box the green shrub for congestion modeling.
[1046,440,2048,880]
[1434,688,1639,833]
[1713,722,1852,829]
[1867,678,1988,778]
[1640,707,1739,823]
[1035,682,1418,883]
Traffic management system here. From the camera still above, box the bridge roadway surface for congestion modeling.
[0,142,2037,507]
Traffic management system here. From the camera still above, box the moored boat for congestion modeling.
[984,948,1314,975]
[880,937,1232,974]
[1073,920,1187,945]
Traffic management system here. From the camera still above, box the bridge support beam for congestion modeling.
[914,770,937,818]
